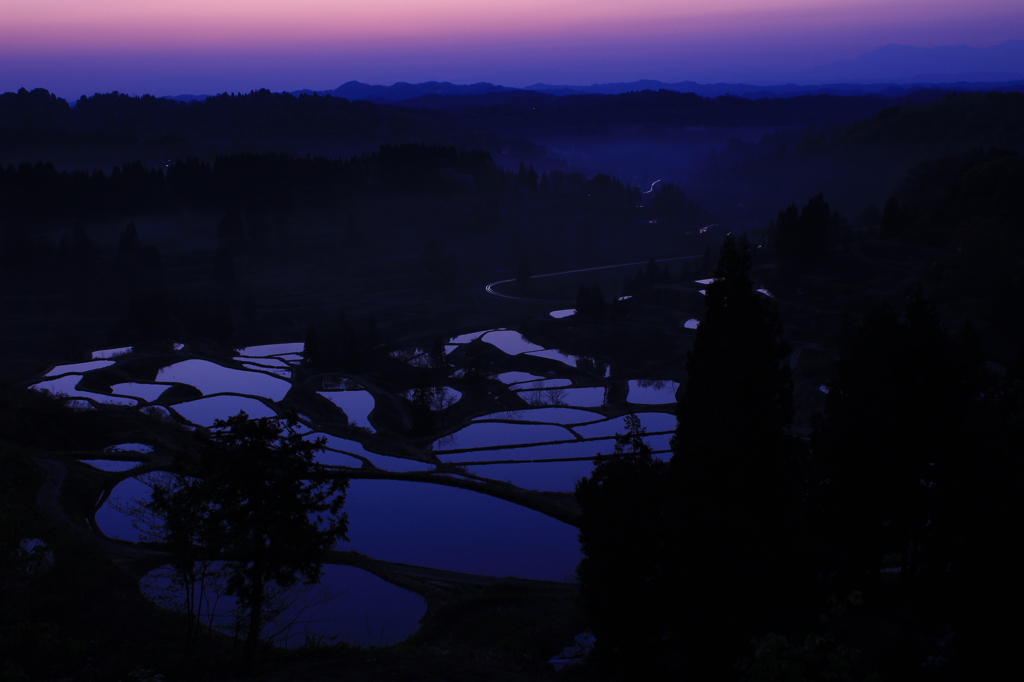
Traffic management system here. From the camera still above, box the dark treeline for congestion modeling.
[0,145,499,222]
[0,86,932,171]
[0,145,656,227]
[0,137,673,370]
[0,87,397,145]
[0,87,530,163]
[701,91,1024,173]
[402,89,908,134]
[576,235,1024,680]
[759,151,1024,355]
[0,87,906,148]
[691,91,1024,227]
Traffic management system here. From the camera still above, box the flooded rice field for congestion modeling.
[32,314,687,647]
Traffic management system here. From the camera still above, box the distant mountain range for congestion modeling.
[523,79,1024,100]
[163,77,1024,106]
[164,81,518,104]
[162,41,1024,104]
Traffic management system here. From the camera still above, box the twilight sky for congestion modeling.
[2,0,1022,99]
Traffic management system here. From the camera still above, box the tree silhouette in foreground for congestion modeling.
[808,294,1024,676]
[811,294,983,591]
[671,233,804,675]
[575,414,669,672]
[145,413,348,663]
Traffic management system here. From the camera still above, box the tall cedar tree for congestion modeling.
[147,413,348,663]
[671,234,804,675]
[774,193,835,267]
[944,353,1024,677]
[811,294,986,591]
[806,294,1024,677]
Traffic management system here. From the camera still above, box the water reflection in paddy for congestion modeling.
[476,407,605,425]
[301,430,374,462]
[627,380,680,404]
[516,378,573,390]
[96,477,152,542]
[237,342,305,357]
[480,330,547,355]
[110,382,170,402]
[240,363,292,379]
[438,422,573,450]
[83,460,144,472]
[519,386,607,408]
[317,391,376,431]
[448,330,494,345]
[525,349,580,366]
[92,347,132,359]
[295,565,427,646]
[32,375,138,406]
[105,443,155,454]
[157,360,291,401]
[171,395,276,426]
[573,412,676,439]
[340,480,580,581]
[524,349,611,377]
[494,371,543,385]
[235,356,291,369]
[142,405,173,420]
[43,360,115,377]
[129,529,425,646]
[101,466,575,570]
[549,309,575,319]
[402,386,462,408]
[467,460,594,493]
[306,433,434,472]
[141,563,425,647]
[455,439,605,492]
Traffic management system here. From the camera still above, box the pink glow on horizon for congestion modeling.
[2,0,1022,97]
[3,0,1021,52]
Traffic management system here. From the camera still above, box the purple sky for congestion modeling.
[2,1,1022,98]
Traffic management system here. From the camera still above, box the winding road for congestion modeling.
[483,254,703,303]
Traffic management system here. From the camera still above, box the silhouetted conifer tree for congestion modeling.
[940,352,1024,677]
[812,292,987,592]
[575,284,607,322]
[217,211,246,252]
[212,247,234,285]
[71,223,96,270]
[774,193,837,267]
[516,163,538,191]
[880,196,907,236]
[125,292,175,342]
[117,221,141,256]
[670,233,804,672]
